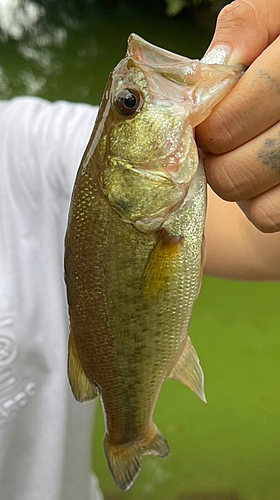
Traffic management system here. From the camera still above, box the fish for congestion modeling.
[64,34,243,491]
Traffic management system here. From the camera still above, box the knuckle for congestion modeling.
[204,102,244,154]
[217,0,258,30]
[249,198,280,233]
[206,157,243,201]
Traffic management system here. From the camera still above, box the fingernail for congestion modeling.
[227,49,244,66]
[201,45,232,64]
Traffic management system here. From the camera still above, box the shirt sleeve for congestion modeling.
[0,96,99,203]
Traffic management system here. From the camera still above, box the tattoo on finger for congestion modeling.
[258,134,280,174]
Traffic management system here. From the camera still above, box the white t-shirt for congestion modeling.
[0,97,103,500]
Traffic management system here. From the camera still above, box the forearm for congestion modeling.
[205,187,280,281]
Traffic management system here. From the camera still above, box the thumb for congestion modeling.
[204,0,280,66]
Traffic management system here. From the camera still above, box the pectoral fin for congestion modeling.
[142,229,184,299]
[68,333,99,402]
[169,336,206,403]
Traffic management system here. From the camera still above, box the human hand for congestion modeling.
[196,0,280,233]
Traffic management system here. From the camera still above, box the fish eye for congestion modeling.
[115,88,143,116]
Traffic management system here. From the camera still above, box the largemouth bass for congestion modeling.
[65,34,243,491]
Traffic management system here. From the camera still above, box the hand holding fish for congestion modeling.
[196,0,280,233]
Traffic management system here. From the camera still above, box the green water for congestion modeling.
[2,2,280,499]
[0,1,210,103]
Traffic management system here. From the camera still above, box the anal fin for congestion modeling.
[169,336,206,403]
[68,333,99,402]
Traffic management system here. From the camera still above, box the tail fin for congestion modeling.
[104,424,170,490]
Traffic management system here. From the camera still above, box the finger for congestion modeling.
[203,121,280,201]
[238,184,280,233]
[196,36,280,154]
[205,0,280,66]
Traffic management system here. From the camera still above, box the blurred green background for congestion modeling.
[1,1,280,499]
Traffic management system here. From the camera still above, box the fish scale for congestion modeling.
[65,34,243,490]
